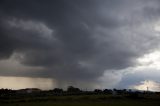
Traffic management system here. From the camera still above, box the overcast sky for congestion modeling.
[1,0,160,91]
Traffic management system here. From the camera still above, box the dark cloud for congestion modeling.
[0,0,160,88]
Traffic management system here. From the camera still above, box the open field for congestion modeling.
[1,95,160,106]
[1,100,160,106]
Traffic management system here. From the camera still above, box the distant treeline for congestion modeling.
[0,86,160,99]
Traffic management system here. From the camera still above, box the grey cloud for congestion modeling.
[0,0,160,88]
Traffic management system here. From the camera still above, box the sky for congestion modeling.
[0,0,160,91]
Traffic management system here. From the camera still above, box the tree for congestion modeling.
[67,86,81,93]
[52,88,63,93]
[94,89,102,93]
[103,89,112,94]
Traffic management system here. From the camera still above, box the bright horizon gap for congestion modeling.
[0,76,56,90]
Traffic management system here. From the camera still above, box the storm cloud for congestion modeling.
[1,0,160,89]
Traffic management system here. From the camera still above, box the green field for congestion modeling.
[1,100,160,106]
[1,95,160,106]
[1,101,160,106]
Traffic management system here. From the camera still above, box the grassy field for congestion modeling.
[1,95,160,106]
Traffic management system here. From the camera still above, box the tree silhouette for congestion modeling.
[52,88,63,93]
[67,86,81,93]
